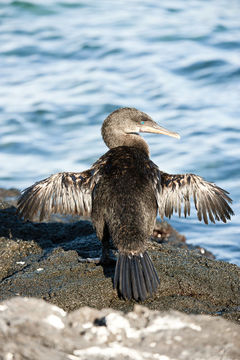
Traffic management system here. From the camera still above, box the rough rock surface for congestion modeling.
[0,190,240,323]
[0,297,239,360]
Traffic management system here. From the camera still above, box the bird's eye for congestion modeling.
[141,121,145,125]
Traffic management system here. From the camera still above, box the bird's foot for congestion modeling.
[78,257,101,264]
[100,248,116,265]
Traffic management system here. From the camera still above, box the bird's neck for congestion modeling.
[102,127,150,156]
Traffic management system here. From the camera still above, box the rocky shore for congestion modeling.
[0,188,240,358]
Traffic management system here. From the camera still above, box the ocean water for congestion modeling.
[0,0,239,265]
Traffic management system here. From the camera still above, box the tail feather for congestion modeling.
[130,256,138,300]
[124,255,131,300]
[114,255,120,286]
[139,254,153,294]
[144,251,160,287]
[119,254,125,296]
[132,256,147,301]
[114,251,160,301]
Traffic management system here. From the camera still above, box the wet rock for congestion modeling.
[0,297,239,360]
[0,188,20,206]
[152,220,215,259]
[0,192,240,322]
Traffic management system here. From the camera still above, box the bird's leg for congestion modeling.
[78,224,116,264]
[100,225,116,265]
[78,257,102,263]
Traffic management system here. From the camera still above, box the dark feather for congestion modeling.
[125,256,132,300]
[130,256,138,300]
[114,252,159,301]
[113,255,120,290]
[140,254,153,295]
[119,254,125,296]
[132,256,143,301]
[144,252,160,288]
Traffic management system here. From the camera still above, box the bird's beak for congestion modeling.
[140,122,180,139]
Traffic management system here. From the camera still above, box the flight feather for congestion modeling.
[17,169,99,221]
[152,172,234,224]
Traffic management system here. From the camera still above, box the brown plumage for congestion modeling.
[17,107,234,301]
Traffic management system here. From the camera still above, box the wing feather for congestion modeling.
[156,172,234,224]
[17,169,100,221]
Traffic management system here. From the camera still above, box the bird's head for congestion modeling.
[102,107,180,152]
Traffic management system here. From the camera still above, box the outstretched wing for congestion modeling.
[157,172,234,224]
[17,169,99,221]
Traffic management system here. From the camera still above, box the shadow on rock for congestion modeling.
[0,202,100,255]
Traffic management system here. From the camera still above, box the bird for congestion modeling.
[17,107,234,301]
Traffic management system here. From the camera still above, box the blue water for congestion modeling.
[0,0,239,265]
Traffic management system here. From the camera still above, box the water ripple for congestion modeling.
[0,0,239,264]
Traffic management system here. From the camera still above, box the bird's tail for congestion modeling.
[113,251,160,301]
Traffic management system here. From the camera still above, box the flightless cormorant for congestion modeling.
[17,107,234,301]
